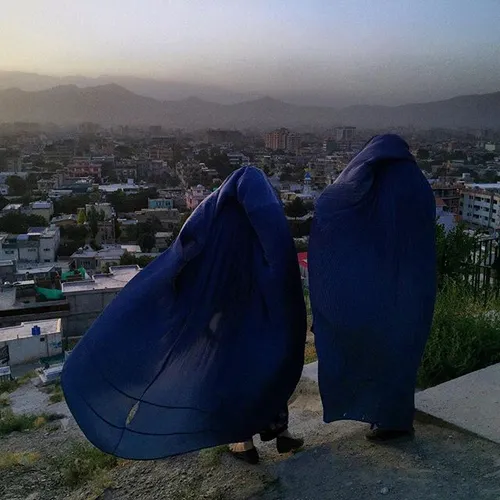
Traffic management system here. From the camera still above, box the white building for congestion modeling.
[460,190,500,229]
[0,318,62,366]
[0,227,60,263]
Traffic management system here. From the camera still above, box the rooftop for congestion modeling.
[61,265,140,293]
[2,204,22,211]
[98,183,141,193]
[30,201,53,209]
[71,245,124,259]
[0,318,61,342]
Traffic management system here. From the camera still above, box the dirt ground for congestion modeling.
[1,379,500,500]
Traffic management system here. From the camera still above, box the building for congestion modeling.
[0,227,60,263]
[114,164,138,181]
[98,180,143,195]
[227,153,250,168]
[205,129,244,145]
[43,139,76,164]
[1,204,23,216]
[186,185,210,210]
[70,245,125,272]
[460,189,500,230]
[334,127,356,142]
[66,158,102,179]
[431,183,461,214]
[265,128,289,151]
[85,202,115,220]
[62,266,141,336]
[0,318,62,366]
[29,201,54,223]
[154,232,173,252]
[435,197,456,233]
[50,214,78,227]
[148,198,174,210]
[134,208,181,230]
[287,133,302,154]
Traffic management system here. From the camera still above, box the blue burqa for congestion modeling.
[309,135,436,430]
[62,166,306,459]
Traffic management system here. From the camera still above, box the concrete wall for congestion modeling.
[63,289,119,337]
[1,332,62,365]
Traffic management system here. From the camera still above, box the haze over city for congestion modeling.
[2,0,500,106]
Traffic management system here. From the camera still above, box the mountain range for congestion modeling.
[0,71,261,105]
[0,72,499,130]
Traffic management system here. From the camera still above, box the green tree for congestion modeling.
[285,197,308,218]
[6,176,28,196]
[54,195,91,216]
[26,214,48,228]
[120,251,156,267]
[60,224,89,245]
[417,148,430,160]
[87,207,99,239]
[138,233,155,252]
[77,210,86,224]
[436,222,476,287]
[0,213,46,233]
[114,218,121,241]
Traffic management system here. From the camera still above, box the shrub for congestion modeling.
[57,442,118,487]
[0,408,63,436]
[418,281,500,388]
[0,409,38,435]
[0,451,40,469]
[0,380,18,394]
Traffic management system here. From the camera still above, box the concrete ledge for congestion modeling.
[415,363,500,444]
[301,361,318,384]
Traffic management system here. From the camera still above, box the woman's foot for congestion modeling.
[365,425,415,442]
[229,447,260,465]
[276,431,304,454]
[229,441,260,465]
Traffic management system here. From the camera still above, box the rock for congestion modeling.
[380,486,390,495]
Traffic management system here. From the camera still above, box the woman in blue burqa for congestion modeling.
[62,166,306,463]
[308,134,436,441]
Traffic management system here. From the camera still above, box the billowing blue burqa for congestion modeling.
[309,135,436,430]
[62,166,306,459]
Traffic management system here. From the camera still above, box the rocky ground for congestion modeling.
[1,378,500,500]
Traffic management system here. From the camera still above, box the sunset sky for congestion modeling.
[2,0,500,105]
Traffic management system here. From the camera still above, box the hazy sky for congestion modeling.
[2,0,500,105]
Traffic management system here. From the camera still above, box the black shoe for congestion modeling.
[230,447,260,465]
[276,436,304,454]
[366,425,415,442]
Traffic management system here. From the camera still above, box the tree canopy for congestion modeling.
[0,213,48,234]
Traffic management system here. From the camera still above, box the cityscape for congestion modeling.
[0,121,497,360]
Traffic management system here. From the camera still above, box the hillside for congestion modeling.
[1,376,500,499]
[0,83,500,130]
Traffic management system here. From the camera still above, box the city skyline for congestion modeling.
[2,1,500,106]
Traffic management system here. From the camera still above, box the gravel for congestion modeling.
[1,378,500,500]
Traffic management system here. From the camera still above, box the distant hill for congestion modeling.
[0,71,261,105]
[0,82,499,130]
